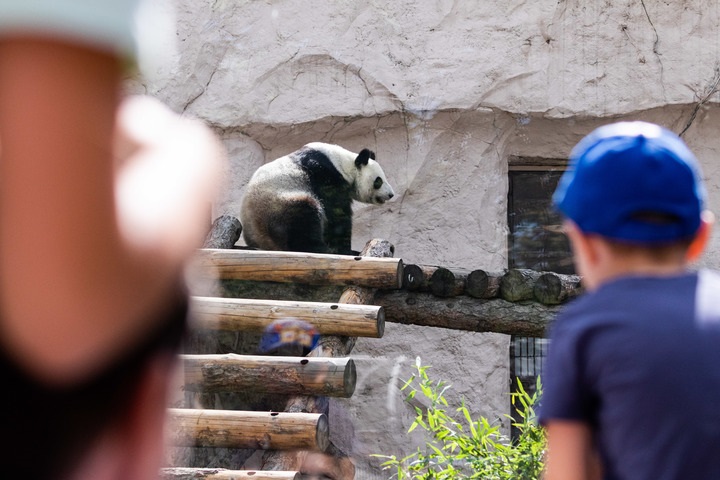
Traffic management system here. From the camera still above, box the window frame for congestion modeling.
[507,158,572,440]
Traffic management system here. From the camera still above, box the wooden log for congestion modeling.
[190,297,384,338]
[465,269,503,299]
[429,267,467,297]
[204,215,242,249]
[373,290,561,337]
[533,272,583,305]
[168,409,329,451]
[499,269,544,302]
[160,468,300,480]
[182,354,356,398]
[401,264,437,291]
[193,249,403,289]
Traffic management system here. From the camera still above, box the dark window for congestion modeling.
[507,169,574,274]
[507,161,574,439]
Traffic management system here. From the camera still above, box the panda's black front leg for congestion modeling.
[324,204,355,255]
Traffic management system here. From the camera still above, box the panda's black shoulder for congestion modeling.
[290,147,346,187]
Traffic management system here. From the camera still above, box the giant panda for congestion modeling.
[240,142,395,255]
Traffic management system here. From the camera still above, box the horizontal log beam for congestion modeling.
[373,290,561,337]
[181,354,356,397]
[168,409,328,451]
[192,249,403,289]
[190,297,383,338]
[161,468,300,480]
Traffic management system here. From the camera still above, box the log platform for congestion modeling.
[170,234,399,478]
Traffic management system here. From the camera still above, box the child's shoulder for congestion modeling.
[552,272,701,335]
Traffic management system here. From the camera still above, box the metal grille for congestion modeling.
[509,336,547,441]
[511,336,548,379]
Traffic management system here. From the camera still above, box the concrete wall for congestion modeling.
[140,1,720,477]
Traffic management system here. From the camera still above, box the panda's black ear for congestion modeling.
[355,149,374,168]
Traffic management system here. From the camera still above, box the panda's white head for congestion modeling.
[303,142,395,206]
[352,148,395,205]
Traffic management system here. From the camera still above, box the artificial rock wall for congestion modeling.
[140,1,720,477]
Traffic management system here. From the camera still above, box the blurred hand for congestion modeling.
[114,95,225,267]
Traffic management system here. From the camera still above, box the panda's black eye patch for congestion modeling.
[373,177,383,189]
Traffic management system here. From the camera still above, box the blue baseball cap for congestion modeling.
[258,318,320,355]
[553,121,706,243]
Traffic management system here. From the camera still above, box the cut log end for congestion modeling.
[376,306,386,338]
[533,273,562,304]
[204,215,242,249]
[466,269,503,299]
[466,269,489,297]
[429,267,466,297]
[316,413,330,452]
[343,359,357,398]
[500,269,543,302]
[533,272,583,305]
[402,264,426,290]
[361,238,395,258]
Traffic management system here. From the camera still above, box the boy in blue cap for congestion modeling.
[539,121,720,480]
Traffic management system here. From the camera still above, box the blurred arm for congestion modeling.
[544,420,602,480]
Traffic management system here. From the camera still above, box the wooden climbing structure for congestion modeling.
[163,218,402,479]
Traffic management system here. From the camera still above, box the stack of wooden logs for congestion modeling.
[162,216,403,479]
[370,265,582,339]
[401,264,582,304]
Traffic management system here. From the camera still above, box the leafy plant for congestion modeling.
[373,358,545,480]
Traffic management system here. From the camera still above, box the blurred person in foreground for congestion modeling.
[0,1,224,478]
[540,121,720,480]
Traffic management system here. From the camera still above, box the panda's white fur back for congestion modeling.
[240,142,394,254]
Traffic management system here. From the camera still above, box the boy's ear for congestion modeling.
[687,210,715,262]
[564,221,597,262]
[564,220,604,291]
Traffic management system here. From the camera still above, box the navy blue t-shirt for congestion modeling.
[539,270,720,480]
